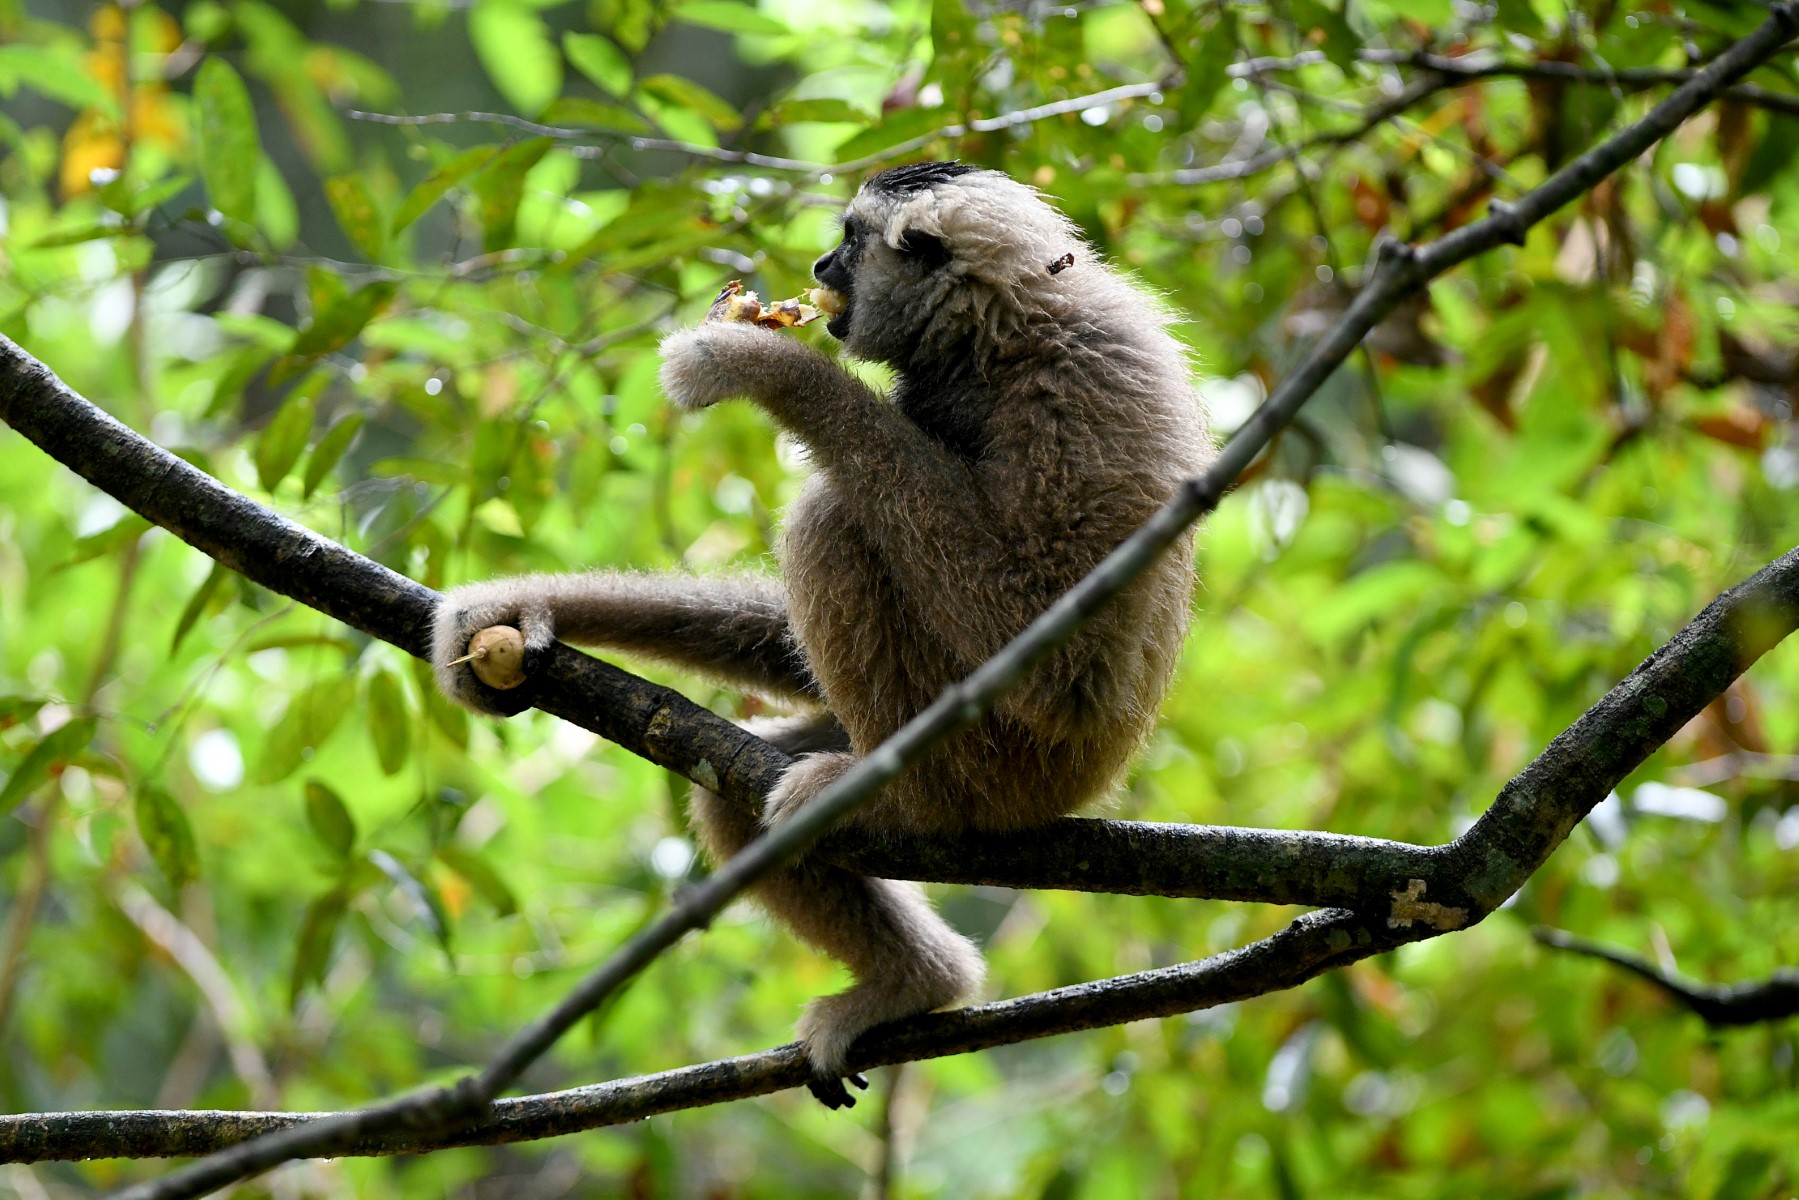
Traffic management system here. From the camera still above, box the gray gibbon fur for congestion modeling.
[433,162,1213,1106]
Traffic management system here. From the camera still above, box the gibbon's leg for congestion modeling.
[688,715,985,1108]
[433,572,818,713]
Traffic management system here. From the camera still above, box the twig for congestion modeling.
[351,80,1171,180]
[1533,928,1799,1027]
[115,884,278,1108]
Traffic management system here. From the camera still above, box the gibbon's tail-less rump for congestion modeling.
[432,162,1213,1106]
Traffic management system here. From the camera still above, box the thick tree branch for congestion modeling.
[1533,928,1799,1027]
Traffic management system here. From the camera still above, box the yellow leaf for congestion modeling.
[60,112,123,198]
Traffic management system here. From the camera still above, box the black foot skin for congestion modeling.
[807,1072,870,1109]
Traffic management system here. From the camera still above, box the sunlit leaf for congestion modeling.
[0,46,120,116]
[253,374,323,491]
[60,514,150,569]
[277,280,399,377]
[471,136,552,252]
[469,0,561,115]
[324,174,385,261]
[673,1,789,36]
[538,97,649,133]
[391,144,502,234]
[562,31,632,97]
[169,561,227,653]
[0,718,97,814]
[301,412,364,500]
[194,57,261,227]
[637,73,742,132]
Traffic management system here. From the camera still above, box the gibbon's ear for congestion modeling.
[896,229,951,270]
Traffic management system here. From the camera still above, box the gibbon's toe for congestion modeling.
[806,1071,869,1110]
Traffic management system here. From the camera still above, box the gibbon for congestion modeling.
[433,161,1212,1105]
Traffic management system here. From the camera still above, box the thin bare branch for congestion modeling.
[1533,929,1799,1027]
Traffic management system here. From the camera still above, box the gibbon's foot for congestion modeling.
[807,1071,870,1110]
[657,322,785,411]
[761,750,857,829]
[430,582,558,716]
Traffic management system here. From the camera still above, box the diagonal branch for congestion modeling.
[1532,928,1799,1027]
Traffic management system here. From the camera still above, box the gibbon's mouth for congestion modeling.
[825,302,852,340]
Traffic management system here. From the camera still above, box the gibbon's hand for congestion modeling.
[658,320,813,411]
[430,580,556,716]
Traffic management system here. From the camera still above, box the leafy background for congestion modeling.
[2,0,1798,1195]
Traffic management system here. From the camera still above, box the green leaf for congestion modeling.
[254,374,323,491]
[135,787,200,889]
[0,697,48,732]
[304,780,357,860]
[324,174,385,261]
[470,0,562,115]
[94,173,192,219]
[61,514,151,569]
[562,31,632,97]
[244,633,359,655]
[1,719,98,815]
[194,57,262,228]
[279,280,399,376]
[471,137,552,252]
[391,144,502,235]
[411,657,469,749]
[0,46,120,116]
[1289,0,1360,72]
[832,106,947,165]
[301,412,364,500]
[255,678,355,784]
[28,222,141,249]
[538,97,649,133]
[435,844,518,916]
[930,0,978,93]
[365,668,412,776]
[1178,9,1238,130]
[754,97,867,131]
[170,561,228,654]
[290,887,348,1007]
[637,73,742,131]
[673,1,789,36]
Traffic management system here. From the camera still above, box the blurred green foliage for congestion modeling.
[2,0,1798,1195]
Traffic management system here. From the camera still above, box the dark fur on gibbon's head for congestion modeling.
[432,162,1213,1106]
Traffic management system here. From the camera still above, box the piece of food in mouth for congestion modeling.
[704,280,848,330]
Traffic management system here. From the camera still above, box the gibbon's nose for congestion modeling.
[811,250,834,280]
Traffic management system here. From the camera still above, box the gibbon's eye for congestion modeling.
[896,230,950,270]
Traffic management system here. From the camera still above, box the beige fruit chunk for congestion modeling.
[453,625,528,690]
[704,280,840,330]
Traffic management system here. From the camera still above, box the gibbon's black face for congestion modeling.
[814,162,970,360]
